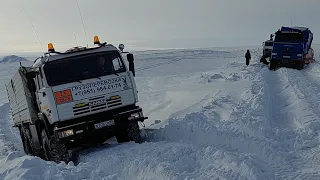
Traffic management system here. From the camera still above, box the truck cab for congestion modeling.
[6,36,147,163]
[270,26,313,70]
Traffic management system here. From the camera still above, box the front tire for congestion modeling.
[269,61,277,71]
[128,122,142,143]
[41,129,70,163]
[116,121,142,143]
[297,61,304,70]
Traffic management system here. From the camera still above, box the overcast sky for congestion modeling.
[0,0,319,53]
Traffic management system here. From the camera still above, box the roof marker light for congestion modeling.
[94,36,100,45]
[48,43,55,52]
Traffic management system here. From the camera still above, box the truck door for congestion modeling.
[36,68,50,116]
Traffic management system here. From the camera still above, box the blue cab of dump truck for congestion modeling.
[270,26,313,70]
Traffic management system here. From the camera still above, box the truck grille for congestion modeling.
[280,47,295,54]
[107,98,122,108]
[72,95,122,116]
[73,105,90,116]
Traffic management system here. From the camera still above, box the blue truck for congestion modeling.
[269,26,314,70]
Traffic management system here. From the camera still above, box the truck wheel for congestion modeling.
[127,122,142,143]
[20,126,34,155]
[297,62,304,70]
[116,130,128,143]
[41,129,70,163]
[116,121,142,143]
[269,62,275,70]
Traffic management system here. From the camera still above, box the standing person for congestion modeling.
[245,50,251,66]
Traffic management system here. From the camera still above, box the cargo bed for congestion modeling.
[6,66,38,125]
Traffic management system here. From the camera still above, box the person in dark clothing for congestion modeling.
[245,50,251,66]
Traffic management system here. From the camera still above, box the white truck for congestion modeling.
[6,36,147,163]
[262,39,273,58]
[260,35,274,64]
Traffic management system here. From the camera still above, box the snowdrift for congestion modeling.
[0,47,320,179]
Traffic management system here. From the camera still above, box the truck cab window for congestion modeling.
[44,50,126,86]
[112,57,124,71]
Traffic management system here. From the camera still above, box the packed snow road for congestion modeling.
[1,47,320,179]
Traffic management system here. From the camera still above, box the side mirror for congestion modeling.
[127,53,135,77]
[127,53,134,62]
[119,44,125,52]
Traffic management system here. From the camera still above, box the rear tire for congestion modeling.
[20,126,34,155]
[41,129,70,163]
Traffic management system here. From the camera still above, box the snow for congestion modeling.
[1,46,320,179]
[0,55,28,63]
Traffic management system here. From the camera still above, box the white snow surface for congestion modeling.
[1,47,320,179]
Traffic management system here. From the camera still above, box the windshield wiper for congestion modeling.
[52,78,82,85]
[81,71,103,80]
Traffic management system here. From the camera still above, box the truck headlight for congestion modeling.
[128,112,143,120]
[131,112,140,118]
[272,53,277,55]
[58,129,74,138]
[297,54,302,57]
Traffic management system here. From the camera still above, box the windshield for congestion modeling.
[274,32,302,43]
[44,50,126,86]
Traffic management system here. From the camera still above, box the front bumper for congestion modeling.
[53,106,148,140]
[272,56,303,63]
[279,59,303,64]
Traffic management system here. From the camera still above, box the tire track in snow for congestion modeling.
[250,65,320,180]
[207,64,320,179]
[261,68,311,179]
[275,67,320,178]
[281,68,320,133]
